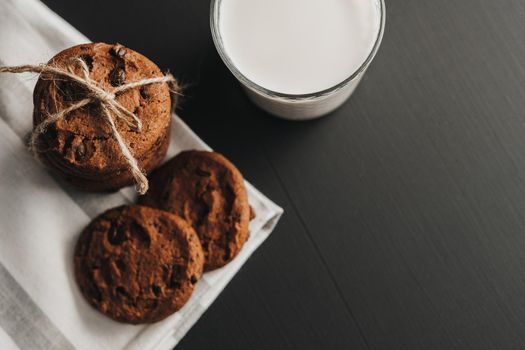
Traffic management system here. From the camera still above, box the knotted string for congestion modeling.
[0,58,181,194]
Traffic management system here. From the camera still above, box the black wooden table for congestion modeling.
[41,0,525,349]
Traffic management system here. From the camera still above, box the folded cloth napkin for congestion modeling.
[0,0,283,349]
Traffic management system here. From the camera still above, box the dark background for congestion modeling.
[41,0,525,349]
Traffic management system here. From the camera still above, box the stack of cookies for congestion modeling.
[33,43,173,192]
[74,151,254,324]
[31,43,254,324]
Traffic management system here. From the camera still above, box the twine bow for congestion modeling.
[0,57,180,194]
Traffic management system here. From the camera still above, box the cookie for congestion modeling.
[33,43,174,191]
[140,150,251,271]
[74,205,204,324]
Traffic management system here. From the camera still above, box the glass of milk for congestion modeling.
[210,0,385,120]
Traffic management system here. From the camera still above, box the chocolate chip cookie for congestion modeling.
[33,43,176,192]
[74,205,204,324]
[140,151,251,271]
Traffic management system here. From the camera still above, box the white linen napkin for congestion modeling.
[0,0,283,349]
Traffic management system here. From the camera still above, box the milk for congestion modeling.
[212,0,385,119]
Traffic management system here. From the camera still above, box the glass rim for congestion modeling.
[210,0,386,101]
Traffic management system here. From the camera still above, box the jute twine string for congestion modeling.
[0,57,181,194]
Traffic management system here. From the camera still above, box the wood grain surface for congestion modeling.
[41,0,525,348]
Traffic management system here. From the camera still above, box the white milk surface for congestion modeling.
[219,0,381,95]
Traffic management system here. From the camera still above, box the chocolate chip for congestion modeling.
[115,259,127,273]
[151,284,162,296]
[109,68,126,87]
[109,45,127,86]
[74,140,94,162]
[168,264,182,289]
[90,285,103,303]
[190,275,198,284]
[107,223,127,245]
[75,143,85,159]
[196,204,210,227]
[196,168,211,177]
[223,245,231,261]
[140,87,149,99]
[115,286,132,301]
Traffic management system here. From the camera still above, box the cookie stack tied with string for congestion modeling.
[31,43,178,193]
[0,43,256,324]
